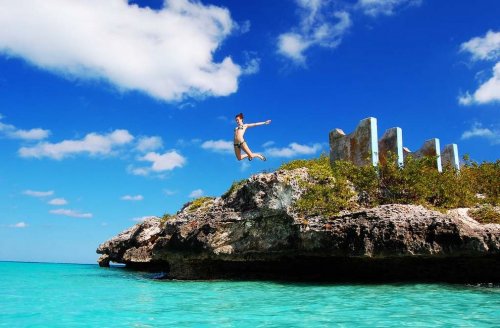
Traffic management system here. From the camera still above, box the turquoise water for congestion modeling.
[1,262,499,327]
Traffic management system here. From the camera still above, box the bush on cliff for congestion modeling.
[222,179,246,199]
[468,205,500,224]
[279,154,499,217]
[279,155,356,216]
[186,197,214,212]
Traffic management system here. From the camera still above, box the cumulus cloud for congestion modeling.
[458,64,500,105]
[15,127,183,177]
[461,122,500,145]
[0,115,50,140]
[277,1,351,63]
[50,209,92,219]
[121,195,144,201]
[131,150,186,176]
[136,136,163,153]
[277,0,424,63]
[460,31,500,105]
[265,142,322,158]
[18,129,134,159]
[357,0,422,17]
[189,189,204,198]
[23,190,54,197]
[48,198,68,205]
[201,139,234,154]
[461,30,500,61]
[9,222,28,228]
[0,0,246,102]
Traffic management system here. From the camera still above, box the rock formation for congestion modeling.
[97,168,500,282]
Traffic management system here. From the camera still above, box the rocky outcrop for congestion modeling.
[97,169,500,282]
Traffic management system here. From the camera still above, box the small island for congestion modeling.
[97,153,500,283]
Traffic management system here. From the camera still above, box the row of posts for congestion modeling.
[329,117,460,172]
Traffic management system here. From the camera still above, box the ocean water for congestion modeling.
[1,262,499,327]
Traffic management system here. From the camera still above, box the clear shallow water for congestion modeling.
[1,262,499,327]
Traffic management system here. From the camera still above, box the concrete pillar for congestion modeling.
[330,117,379,166]
[411,138,443,172]
[378,127,403,166]
[441,144,460,170]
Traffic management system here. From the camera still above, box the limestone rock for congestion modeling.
[97,169,500,282]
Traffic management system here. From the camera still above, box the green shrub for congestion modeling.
[186,196,214,212]
[468,205,500,224]
[222,179,246,199]
[160,213,174,225]
[279,153,499,218]
[461,157,500,205]
[280,154,357,217]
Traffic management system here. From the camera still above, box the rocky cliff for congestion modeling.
[97,168,500,282]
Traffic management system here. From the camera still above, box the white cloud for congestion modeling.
[461,123,500,145]
[460,31,500,106]
[238,20,251,34]
[128,166,150,176]
[278,0,424,63]
[461,30,500,61]
[15,125,185,178]
[266,142,322,158]
[241,58,260,75]
[458,92,474,106]
[262,141,275,148]
[50,209,92,219]
[132,215,158,222]
[48,198,68,205]
[18,129,134,159]
[9,222,28,228]
[357,0,422,17]
[0,115,50,140]
[462,63,500,104]
[136,136,163,153]
[201,139,234,154]
[277,2,351,63]
[121,195,144,201]
[176,138,202,147]
[164,189,177,196]
[134,151,186,176]
[23,190,54,197]
[189,189,204,198]
[0,0,245,102]
[278,33,310,63]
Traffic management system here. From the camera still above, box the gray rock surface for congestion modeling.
[97,169,500,282]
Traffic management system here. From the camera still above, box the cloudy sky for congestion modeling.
[0,0,498,263]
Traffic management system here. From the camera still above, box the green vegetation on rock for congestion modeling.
[468,205,500,224]
[222,179,246,199]
[160,213,174,225]
[280,155,356,217]
[280,154,500,218]
[186,196,214,212]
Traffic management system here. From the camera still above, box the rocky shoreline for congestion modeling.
[97,168,500,282]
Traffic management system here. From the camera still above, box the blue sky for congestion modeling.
[0,0,499,264]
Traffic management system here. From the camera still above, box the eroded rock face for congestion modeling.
[97,169,500,282]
